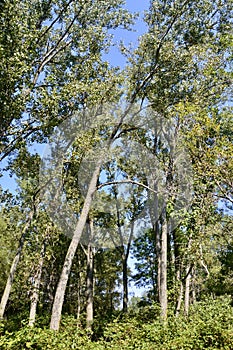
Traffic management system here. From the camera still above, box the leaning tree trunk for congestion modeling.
[49,102,142,330]
[50,162,101,331]
[0,211,35,319]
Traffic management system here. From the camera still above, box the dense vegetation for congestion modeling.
[0,0,232,348]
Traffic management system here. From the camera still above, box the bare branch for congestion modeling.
[97,179,161,194]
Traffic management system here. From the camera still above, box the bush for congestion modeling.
[0,296,232,349]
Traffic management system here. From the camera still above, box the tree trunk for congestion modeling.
[86,220,95,330]
[160,213,167,321]
[122,221,134,313]
[29,241,45,326]
[86,242,94,330]
[0,212,34,319]
[184,238,192,316]
[76,267,82,322]
[191,266,196,305]
[155,221,161,303]
[77,285,81,321]
[175,269,183,317]
[50,161,101,331]
[122,251,128,312]
[184,264,191,316]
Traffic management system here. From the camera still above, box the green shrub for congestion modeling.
[1,296,232,350]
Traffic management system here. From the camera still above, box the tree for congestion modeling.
[126,0,233,320]
[0,0,134,162]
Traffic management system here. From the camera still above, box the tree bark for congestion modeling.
[29,241,45,326]
[122,251,128,312]
[184,239,192,316]
[184,264,191,316]
[86,220,95,330]
[175,269,183,317]
[155,221,161,303]
[76,264,82,322]
[160,212,167,321]
[0,211,34,319]
[86,242,94,330]
[191,266,196,305]
[50,161,101,331]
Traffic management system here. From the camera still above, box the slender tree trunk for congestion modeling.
[191,266,196,305]
[175,269,183,316]
[76,264,82,322]
[50,161,101,331]
[122,222,134,313]
[184,264,191,316]
[86,219,95,330]
[160,213,167,321]
[29,241,45,326]
[0,211,34,319]
[152,183,160,302]
[122,251,128,312]
[86,242,94,330]
[184,238,192,316]
[155,221,161,302]
[150,121,161,303]
[77,285,81,321]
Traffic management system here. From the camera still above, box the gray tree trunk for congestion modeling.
[184,239,192,316]
[29,241,45,326]
[86,243,94,330]
[86,220,95,330]
[184,265,191,316]
[191,266,196,304]
[175,269,183,317]
[50,161,101,331]
[160,213,167,320]
[155,221,161,302]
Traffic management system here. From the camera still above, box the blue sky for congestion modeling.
[105,0,150,67]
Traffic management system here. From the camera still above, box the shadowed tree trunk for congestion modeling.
[122,252,128,312]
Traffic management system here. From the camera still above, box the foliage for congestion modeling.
[0,297,232,349]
